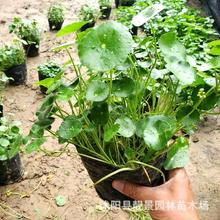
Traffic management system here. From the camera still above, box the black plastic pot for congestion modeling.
[5,63,27,86]
[49,20,64,31]
[115,0,120,8]
[80,21,95,32]
[0,153,23,185]
[119,0,135,6]
[130,26,138,36]
[38,71,48,94]
[0,104,3,117]
[81,155,166,205]
[23,43,39,57]
[100,7,112,19]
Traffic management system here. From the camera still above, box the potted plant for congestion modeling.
[26,22,219,204]
[115,0,120,8]
[0,72,9,118]
[37,61,63,94]
[79,5,98,32]
[99,0,112,19]
[119,0,136,7]
[9,17,40,57]
[48,3,65,31]
[0,117,24,185]
[0,42,27,86]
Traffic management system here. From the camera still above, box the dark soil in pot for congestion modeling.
[0,153,23,185]
[5,63,27,86]
[115,0,120,8]
[38,72,49,94]
[49,20,64,31]
[100,7,112,19]
[81,155,167,205]
[23,44,39,57]
[80,21,95,32]
[119,0,135,6]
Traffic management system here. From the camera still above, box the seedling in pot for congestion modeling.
[37,61,63,94]
[79,5,98,32]
[99,0,112,19]
[26,21,219,204]
[0,72,9,117]
[0,42,27,85]
[9,17,40,57]
[48,3,65,31]
[0,116,25,185]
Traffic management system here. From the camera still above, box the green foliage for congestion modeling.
[0,42,25,71]
[79,5,98,22]
[48,3,64,24]
[37,61,63,78]
[99,0,112,7]
[9,17,40,45]
[0,117,24,160]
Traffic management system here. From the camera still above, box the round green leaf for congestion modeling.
[58,116,82,140]
[86,80,109,102]
[0,138,10,147]
[55,195,66,207]
[78,21,134,71]
[115,117,136,138]
[112,78,135,97]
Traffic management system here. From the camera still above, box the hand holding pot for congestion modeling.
[113,168,199,220]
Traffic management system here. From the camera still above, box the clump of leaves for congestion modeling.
[99,0,112,7]
[79,5,98,23]
[48,3,65,24]
[26,21,219,177]
[0,117,25,160]
[37,61,63,78]
[0,42,25,72]
[9,17,40,46]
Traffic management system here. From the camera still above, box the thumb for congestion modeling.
[112,180,156,201]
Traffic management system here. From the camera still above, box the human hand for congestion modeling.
[112,168,199,220]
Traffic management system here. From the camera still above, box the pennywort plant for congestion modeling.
[26,21,219,177]
[37,61,63,78]
[48,3,65,24]
[79,5,98,23]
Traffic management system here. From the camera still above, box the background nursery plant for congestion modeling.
[99,0,112,19]
[26,21,219,204]
[9,17,40,57]
[0,117,24,185]
[0,42,27,85]
[48,3,65,31]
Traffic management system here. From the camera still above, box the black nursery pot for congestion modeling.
[119,0,135,6]
[24,43,39,57]
[0,104,3,118]
[115,0,120,8]
[130,25,138,36]
[80,21,95,32]
[49,20,64,31]
[100,7,112,19]
[81,155,167,205]
[38,72,49,94]
[5,63,27,86]
[0,153,23,185]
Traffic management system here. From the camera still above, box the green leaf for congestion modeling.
[112,78,135,97]
[132,3,164,27]
[104,124,120,142]
[56,21,88,37]
[159,32,196,85]
[26,137,45,153]
[115,117,136,138]
[86,80,109,102]
[36,78,55,88]
[136,115,177,151]
[78,21,134,71]
[52,41,74,52]
[58,115,82,140]
[164,137,189,170]
[90,102,109,125]
[55,195,66,207]
[56,85,75,101]
[0,138,10,147]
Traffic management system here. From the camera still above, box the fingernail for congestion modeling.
[112,180,123,191]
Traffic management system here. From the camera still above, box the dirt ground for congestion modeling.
[0,0,219,220]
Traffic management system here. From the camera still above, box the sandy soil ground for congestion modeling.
[0,0,219,220]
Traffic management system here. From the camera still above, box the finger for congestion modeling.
[112,180,156,201]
